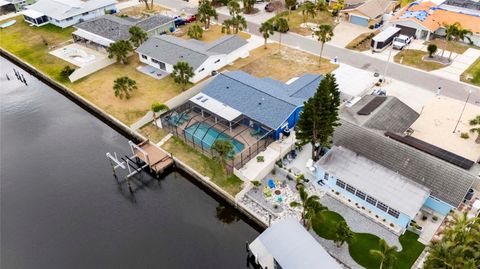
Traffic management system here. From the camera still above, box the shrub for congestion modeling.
[432,215,438,221]
[257,156,264,162]
[390,223,394,227]
[271,169,276,175]
[383,218,386,222]
[369,25,374,29]
[361,206,365,210]
[251,180,261,187]
[60,66,75,80]
[335,191,340,195]
[460,132,470,139]
[375,215,379,218]
[427,43,438,58]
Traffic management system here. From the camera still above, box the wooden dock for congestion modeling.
[132,140,174,175]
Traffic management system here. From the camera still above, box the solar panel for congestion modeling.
[357,96,387,115]
[385,132,475,170]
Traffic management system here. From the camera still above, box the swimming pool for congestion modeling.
[184,123,245,154]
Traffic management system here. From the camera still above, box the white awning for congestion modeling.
[23,9,45,19]
[190,93,242,122]
[72,29,113,47]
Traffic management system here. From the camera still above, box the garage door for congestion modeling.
[397,25,416,37]
[350,15,369,26]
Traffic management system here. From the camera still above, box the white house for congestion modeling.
[23,0,116,28]
[136,34,249,83]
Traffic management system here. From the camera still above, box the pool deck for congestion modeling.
[49,43,108,68]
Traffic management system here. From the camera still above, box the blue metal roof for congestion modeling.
[201,71,322,129]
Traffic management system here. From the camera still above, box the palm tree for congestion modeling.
[227,0,241,16]
[187,24,204,40]
[242,0,255,14]
[259,21,274,49]
[369,239,398,269]
[469,115,480,143]
[232,14,247,33]
[129,26,148,48]
[442,22,457,59]
[171,61,194,91]
[221,19,234,34]
[275,17,289,53]
[334,221,353,247]
[106,40,132,64]
[151,102,169,128]
[290,187,327,229]
[450,23,473,60]
[315,24,334,65]
[285,0,297,20]
[211,139,234,173]
[113,76,137,99]
[198,0,218,29]
[302,2,316,23]
[315,0,327,22]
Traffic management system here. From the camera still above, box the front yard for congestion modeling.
[225,44,338,82]
[312,210,425,269]
[270,7,335,36]
[461,57,480,86]
[394,49,446,71]
[346,31,378,52]
[174,23,251,42]
[162,137,244,196]
[427,39,477,55]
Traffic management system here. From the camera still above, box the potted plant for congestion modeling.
[432,215,438,222]
[251,180,261,189]
[257,155,264,162]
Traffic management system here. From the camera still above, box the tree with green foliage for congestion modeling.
[423,213,479,269]
[296,73,340,161]
[107,40,132,64]
[469,115,480,143]
[211,139,234,173]
[151,102,169,128]
[198,0,218,29]
[316,0,327,21]
[369,239,398,269]
[334,221,353,247]
[448,23,473,60]
[231,14,247,33]
[315,24,334,65]
[227,0,241,16]
[129,26,148,48]
[242,0,255,14]
[187,24,204,39]
[60,65,75,80]
[285,0,297,20]
[302,1,316,23]
[113,76,137,99]
[427,43,438,58]
[275,17,289,52]
[290,187,327,230]
[442,23,457,59]
[221,19,235,34]
[259,21,274,49]
[171,61,194,91]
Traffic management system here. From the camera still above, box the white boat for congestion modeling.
[0,20,16,29]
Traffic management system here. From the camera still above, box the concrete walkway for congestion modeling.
[431,48,480,82]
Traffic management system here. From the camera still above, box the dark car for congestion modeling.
[174,16,186,26]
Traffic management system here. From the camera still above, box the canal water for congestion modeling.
[0,57,260,269]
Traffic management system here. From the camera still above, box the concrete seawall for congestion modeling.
[1,48,268,231]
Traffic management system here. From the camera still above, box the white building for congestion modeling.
[23,0,116,28]
[136,34,249,83]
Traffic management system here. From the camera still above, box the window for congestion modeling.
[141,54,147,60]
[66,17,73,21]
[214,59,220,64]
[388,208,400,218]
[82,12,89,16]
[346,184,356,194]
[336,179,346,189]
[366,196,377,206]
[323,172,329,180]
[355,190,366,200]
[377,201,388,212]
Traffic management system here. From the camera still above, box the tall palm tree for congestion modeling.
[315,24,334,65]
[171,61,194,91]
[106,40,132,64]
[302,2,316,23]
[442,22,457,59]
[259,21,274,49]
[151,102,169,128]
[450,24,473,60]
[285,0,297,20]
[315,0,327,22]
[129,26,148,48]
[198,0,218,29]
[290,187,327,229]
[211,139,234,173]
[232,14,247,33]
[227,0,241,16]
[275,17,289,53]
[369,239,398,269]
[113,76,137,99]
[469,115,480,143]
[334,221,353,247]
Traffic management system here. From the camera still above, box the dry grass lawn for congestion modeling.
[346,31,378,52]
[117,4,169,17]
[139,123,170,143]
[272,8,335,36]
[175,23,251,42]
[68,56,185,125]
[394,49,446,71]
[427,39,478,55]
[225,44,338,82]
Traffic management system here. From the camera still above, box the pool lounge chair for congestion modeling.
[179,112,190,121]
[250,126,262,137]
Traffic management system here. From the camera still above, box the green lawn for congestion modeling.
[162,137,244,196]
[400,0,415,7]
[394,49,446,71]
[461,57,480,86]
[0,16,74,81]
[312,209,425,269]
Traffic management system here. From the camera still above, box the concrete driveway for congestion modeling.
[330,21,373,48]
[431,48,480,81]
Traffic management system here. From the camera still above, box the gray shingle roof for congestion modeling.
[201,71,322,129]
[340,95,419,133]
[333,120,475,207]
[75,14,174,42]
[136,35,247,70]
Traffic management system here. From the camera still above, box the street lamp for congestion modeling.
[382,44,394,83]
[453,89,472,133]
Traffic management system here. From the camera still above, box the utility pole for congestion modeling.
[453,89,472,133]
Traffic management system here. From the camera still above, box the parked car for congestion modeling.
[265,3,274,12]
[174,16,186,26]
[392,34,413,50]
[372,88,387,96]
[185,15,196,23]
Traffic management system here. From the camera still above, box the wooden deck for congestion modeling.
[134,140,174,174]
